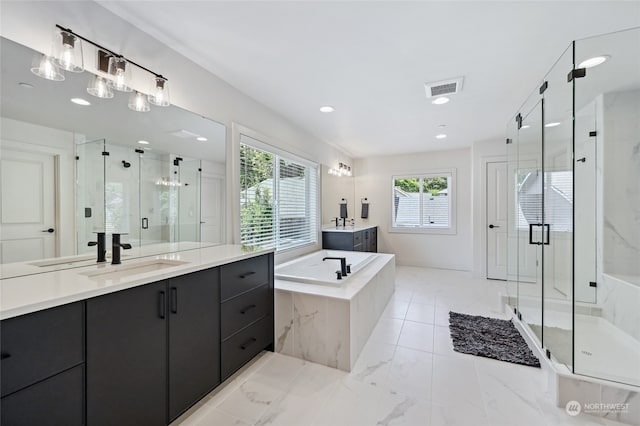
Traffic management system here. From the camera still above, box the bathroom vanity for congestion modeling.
[0,245,274,426]
[322,225,378,252]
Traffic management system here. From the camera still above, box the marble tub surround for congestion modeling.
[598,273,640,343]
[0,244,273,319]
[275,253,395,371]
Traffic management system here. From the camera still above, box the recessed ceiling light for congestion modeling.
[436,134,447,139]
[137,140,150,145]
[196,137,207,142]
[19,82,34,89]
[578,55,610,69]
[521,125,531,129]
[70,97,91,106]
[545,122,561,128]
[319,106,335,113]
[432,97,450,105]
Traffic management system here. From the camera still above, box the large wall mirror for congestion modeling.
[321,164,355,226]
[0,37,226,278]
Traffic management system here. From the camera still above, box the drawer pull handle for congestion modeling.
[240,304,257,314]
[239,271,256,279]
[0,352,10,360]
[240,337,257,350]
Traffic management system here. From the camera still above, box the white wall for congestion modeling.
[354,148,472,270]
[470,138,507,277]
[0,117,76,256]
[0,1,352,246]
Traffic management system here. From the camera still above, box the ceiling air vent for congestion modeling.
[424,77,464,99]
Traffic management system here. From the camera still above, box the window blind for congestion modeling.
[240,142,318,251]
[393,174,451,228]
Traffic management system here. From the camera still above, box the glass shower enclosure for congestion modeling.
[506,27,640,387]
[76,140,201,254]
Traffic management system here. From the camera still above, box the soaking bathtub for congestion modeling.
[275,250,376,286]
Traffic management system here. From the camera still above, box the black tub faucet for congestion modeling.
[88,232,106,263]
[323,256,347,276]
[111,233,132,265]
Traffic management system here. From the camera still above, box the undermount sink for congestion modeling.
[80,259,189,280]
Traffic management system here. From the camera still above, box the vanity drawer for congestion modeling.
[220,255,270,301]
[221,284,271,340]
[353,231,362,245]
[221,315,273,380]
[0,364,84,426]
[1,302,84,397]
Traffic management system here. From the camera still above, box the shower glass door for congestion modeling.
[76,139,105,254]
[517,97,544,345]
[541,45,574,369]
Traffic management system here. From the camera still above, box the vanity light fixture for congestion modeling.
[521,125,531,129]
[196,137,208,142]
[30,54,65,81]
[87,75,114,99]
[545,122,561,128]
[128,91,151,112]
[432,96,450,105]
[70,97,91,106]
[436,133,447,139]
[148,76,170,106]
[54,28,84,73]
[32,25,170,111]
[137,140,150,145]
[578,55,610,69]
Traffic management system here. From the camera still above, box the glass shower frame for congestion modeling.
[507,27,640,388]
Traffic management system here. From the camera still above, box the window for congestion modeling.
[240,140,318,251]
[515,170,572,232]
[391,171,455,233]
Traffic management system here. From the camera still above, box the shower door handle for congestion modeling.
[543,224,550,245]
[142,217,149,229]
[529,223,543,245]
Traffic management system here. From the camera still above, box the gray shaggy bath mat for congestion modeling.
[449,312,540,367]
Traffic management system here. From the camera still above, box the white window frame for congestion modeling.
[237,132,320,253]
[389,168,457,235]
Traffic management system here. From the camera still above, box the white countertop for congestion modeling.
[0,241,222,280]
[321,224,377,233]
[0,245,273,320]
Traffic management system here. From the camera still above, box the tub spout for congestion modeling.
[323,256,347,276]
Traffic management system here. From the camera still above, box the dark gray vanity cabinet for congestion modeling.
[322,226,378,252]
[220,253,274,380]
[87,280,169,426]
[168,269,220,422]
[0,302,85,426]
[87,268,222,426]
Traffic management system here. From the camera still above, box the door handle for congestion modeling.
[543,223,550,245]
[529,223,543,245]
[488,224,500,229]
[41,228,55,233]
[170,287,178,314]
[159,291,166,319]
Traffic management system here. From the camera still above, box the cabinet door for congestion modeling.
[0,364,84,426]
[169,269,220,421]
[87,281,168,426]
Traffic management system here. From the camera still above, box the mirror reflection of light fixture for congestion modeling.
[30,54,65,81]
[148,76,170,107]
[328,162,352,177]
[108,56,133,92]
[128,91,150,112]
[87,75,114,99]
[54,29,84,72]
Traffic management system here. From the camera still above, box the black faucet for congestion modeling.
[323,256,348,276]
[88,232,106,263]
[111,233,132,265]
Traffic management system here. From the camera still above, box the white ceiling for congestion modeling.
[100,1,640,158]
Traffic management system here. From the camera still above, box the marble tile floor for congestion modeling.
[172,266,630,426]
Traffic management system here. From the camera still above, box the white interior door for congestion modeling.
[0,148,56,263]
[201,176,223,244]
[487,161,507,280]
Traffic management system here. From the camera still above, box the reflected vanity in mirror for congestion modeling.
[0,37,226,278]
